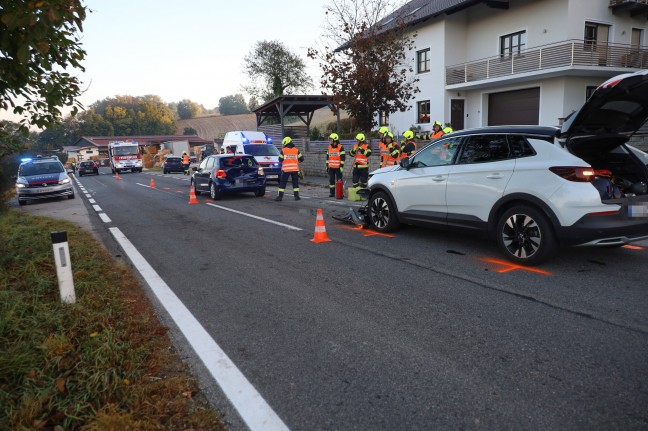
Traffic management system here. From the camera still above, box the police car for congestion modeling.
[15,156,75,205]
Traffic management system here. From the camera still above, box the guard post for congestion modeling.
[51,231,76,304]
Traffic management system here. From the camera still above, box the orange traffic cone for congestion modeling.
[311,208,332,243]
[188,185,198,204]
[150,177,156,188]
[115,171,121,180]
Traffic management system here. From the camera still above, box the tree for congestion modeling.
[0,1,87,130]
[177,99,203,119]
[77,95,176,136]
[36,116,81,152]
[308,0,419,132]
[242,40,314,102]
[218,94,250,115]
[248,96,260,112]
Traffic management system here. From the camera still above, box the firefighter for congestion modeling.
[378,126,391,168]
[384,132,400,166]
[181,151,191,175]
[274,137,304,201]
[431,121,445,140]
[443,125,454,134]
[401,130,417,160]
[326,133,345,197]
[349,132,372,188]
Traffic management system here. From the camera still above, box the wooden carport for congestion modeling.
[253,95,340,143]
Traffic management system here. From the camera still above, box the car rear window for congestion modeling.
[20,162,64,176]
[220,156,258,168]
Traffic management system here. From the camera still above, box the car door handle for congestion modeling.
[486,173,504,179]
[432,175,445,182]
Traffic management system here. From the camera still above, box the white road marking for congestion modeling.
[98,213,111,223]
[206,203,303,231]
[92,204,102,212]
[108,227,289,431]
[88,198,96,204]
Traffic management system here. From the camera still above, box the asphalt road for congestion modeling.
[20,167,648,430]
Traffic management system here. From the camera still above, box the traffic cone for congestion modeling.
[188,185,198,204]
[311,208,332,243]
[150,177,156,188]
[115,171,121,180]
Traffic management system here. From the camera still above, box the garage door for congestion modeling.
[488,87,540,125]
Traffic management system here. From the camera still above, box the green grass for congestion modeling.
[0,209,226,430]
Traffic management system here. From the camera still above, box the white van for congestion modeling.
[221,131,281,180]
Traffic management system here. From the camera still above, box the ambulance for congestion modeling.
[221,131,281,181]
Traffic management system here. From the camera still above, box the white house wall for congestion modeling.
[387,0,648,135]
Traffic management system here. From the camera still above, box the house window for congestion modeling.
[417,100,430,124]
[584,22,610,51]
[379,111,389,127]
[586,86,597,101]
[417,49,430,73]
[500,31,526,58]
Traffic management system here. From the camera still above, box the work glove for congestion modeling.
[340,167,344,174]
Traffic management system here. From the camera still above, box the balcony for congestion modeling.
[446,39,648,86]
[609,0,648,17]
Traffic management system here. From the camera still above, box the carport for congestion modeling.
[253,95,340,143]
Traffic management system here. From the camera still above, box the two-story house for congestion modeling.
[384,0,648,135]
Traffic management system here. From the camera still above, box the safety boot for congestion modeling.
[274,191,284,201]
[329,188,335,197]
[294,191,301,201]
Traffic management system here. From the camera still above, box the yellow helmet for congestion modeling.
[403,130,414,140]
[282,137,292,146]
[379,126,389,135]
[433,120,443,128]
[443,126,453,134]
[329,133,339,141]
[387,132,394,139]
[355,133,366,141]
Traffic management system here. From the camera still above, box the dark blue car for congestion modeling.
[191,154,266,199]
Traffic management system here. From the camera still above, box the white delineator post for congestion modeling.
[51,231,76,304]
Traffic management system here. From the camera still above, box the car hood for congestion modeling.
[370,165,400,175]
[560,70,648,151]
[22,173,65,185]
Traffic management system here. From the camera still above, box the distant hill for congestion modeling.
[176,108,347,141]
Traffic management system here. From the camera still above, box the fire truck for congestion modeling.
[108,141,143,173]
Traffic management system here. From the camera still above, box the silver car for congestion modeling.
[15,156,75,205]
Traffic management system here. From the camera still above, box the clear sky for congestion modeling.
[2,0,331,121]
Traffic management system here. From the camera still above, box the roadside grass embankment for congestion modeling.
[0,209,226,430]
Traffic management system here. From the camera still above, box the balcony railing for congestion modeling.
[446,39,648,86]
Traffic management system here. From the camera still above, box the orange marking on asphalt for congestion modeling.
[337,224,395,238]
[163,187,171,190]
[480,258,552,276]
[176,190,183,193]
[623,244,645,250]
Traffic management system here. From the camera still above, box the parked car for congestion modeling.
[15,156,75,205]
[365,70,648,265]
[191,154,266,199]
[221,131,281,181]
[77,160,98,176]
[163,155,185,174]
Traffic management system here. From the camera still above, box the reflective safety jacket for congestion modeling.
[431,130,445,140]
[182,154,190,164]
[401,140,416,158]
[279,145,303,172]
[326,144,346,169]
[379,141,392,168]
[350,143,371,168]
[385,141,401,166]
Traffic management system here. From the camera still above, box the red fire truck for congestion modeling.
[108,141,143,174]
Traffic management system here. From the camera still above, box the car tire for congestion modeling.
[68,192,75,199]
[163,170,168,174]
[254,188,266,197]
[368,191,400,232]
[496,205,557,265]
[18,199,26,206]
[210,182,220,200]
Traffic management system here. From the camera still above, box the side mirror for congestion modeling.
[400,157,411,170]
[192,166,198,172]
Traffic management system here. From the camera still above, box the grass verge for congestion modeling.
[0,209,226,430]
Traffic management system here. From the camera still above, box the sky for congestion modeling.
[2,0,332,121]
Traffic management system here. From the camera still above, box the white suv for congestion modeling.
[366,71,648,265]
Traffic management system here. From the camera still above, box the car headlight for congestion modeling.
[59,178,70,185]
[16,183,26,188]
[258,167,265,176]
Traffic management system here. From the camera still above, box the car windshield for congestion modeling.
[112,146,139,156]
[243,145,280,156]
[20,162,64,176]
[221,156,258,168]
